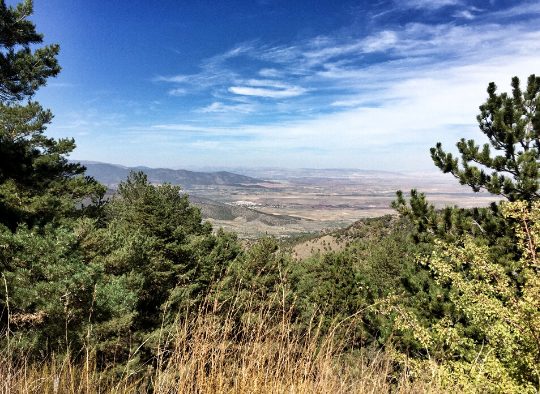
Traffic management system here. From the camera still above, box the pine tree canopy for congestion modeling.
[0,0,60,102]
[0,0,104,230]
[431,75,540,202]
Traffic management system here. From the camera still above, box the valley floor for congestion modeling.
[186,171,499,238]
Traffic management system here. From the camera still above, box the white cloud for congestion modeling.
[302,40,363,64]
[399,0,462,10]
[492,2,540,18]
[229,85,307,98]
[259,68,282,77]
[453,10,476,19]
[244,79,289,88]
[198,101,255,113]
[155,75,189,83]
[362,31,398,52]
[154,44,253,94]
[228,79,307,98]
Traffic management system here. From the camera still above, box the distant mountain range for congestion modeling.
[78,161,264,187]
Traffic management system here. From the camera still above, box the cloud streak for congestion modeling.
[398,0,462,10]
[198,101,255,113]
[229,79,307,98]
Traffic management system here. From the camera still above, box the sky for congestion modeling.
[18,0,540,170]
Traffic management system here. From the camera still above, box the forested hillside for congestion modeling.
[1,2,539,393]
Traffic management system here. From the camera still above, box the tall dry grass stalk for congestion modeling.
[1,304,444,394]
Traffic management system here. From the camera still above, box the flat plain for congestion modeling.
[183,168,500,238]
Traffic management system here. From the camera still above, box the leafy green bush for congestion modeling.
[384,201,540,392]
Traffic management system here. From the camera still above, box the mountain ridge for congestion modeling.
[76,161,265,187]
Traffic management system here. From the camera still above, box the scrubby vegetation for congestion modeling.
[1,1,539,392]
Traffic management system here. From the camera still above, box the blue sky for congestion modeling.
[21,0,540,170]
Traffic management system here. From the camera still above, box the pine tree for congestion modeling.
[0,0,60,101]
[431,75,540,202]
[0,0,104,230]
[104,172,239,327]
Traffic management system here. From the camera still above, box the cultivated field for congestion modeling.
[185,169,500,238]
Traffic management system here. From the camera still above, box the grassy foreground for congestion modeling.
[0,308,443,394]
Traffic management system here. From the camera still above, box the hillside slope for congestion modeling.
[80,161,264,187]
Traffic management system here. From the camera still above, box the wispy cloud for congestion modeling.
[453,10,476,19]
[154,44,254,92]
[491,1,540,18]
[362,31,398,52]
[258,68,282,77]
[398,0,462,10]
[228,79,307,98]
[198,101,255,113]
[229,85,307,98]
[155,75,190,83]
[150,124,215,132]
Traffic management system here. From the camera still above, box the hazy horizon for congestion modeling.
[76,159,453,176]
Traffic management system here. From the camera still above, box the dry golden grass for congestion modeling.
[292,234,347,260]
[0,308,444,394]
